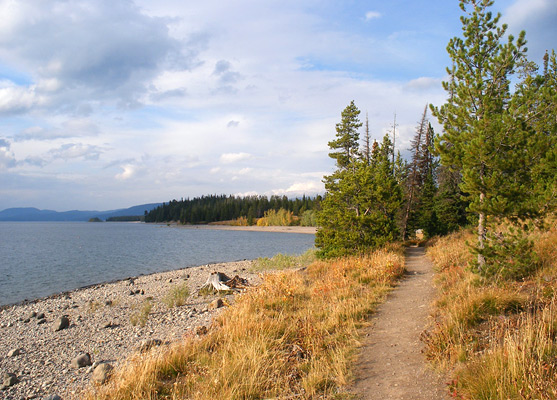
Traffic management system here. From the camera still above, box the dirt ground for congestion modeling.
[349,246,449,399]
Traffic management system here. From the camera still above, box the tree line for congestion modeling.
[316,0,556,281]
[145,194,321,225]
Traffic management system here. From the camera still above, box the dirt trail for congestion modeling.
[349,246,448,399]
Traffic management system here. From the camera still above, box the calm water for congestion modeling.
[0,222,315,306]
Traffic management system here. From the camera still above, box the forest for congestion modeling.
[144,194,321,225]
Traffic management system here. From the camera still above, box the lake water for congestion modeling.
[0,222,315,306]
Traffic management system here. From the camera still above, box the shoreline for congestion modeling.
[0,259,263,399]
[170,223,317,235]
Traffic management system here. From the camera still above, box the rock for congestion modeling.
[36,312,46,320]
[208,298,224,310]
[53,316,69,331]
[196,326,208,335]
[28,311,37,319]
[7,348,21,357]
[1,372,18,389]
[138,339,162,353]
[168,278,173,283]
[102,321,113,329]
[91,363,113,385]
[44,395,62,400]
[38,318,47,325]
[71,353,92,368]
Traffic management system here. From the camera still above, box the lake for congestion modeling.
[0,222,315,306]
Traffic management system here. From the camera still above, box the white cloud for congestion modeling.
[219,152,253,164]
[0,138,16,169]
[365,11,382,21]
[115,164,136,180]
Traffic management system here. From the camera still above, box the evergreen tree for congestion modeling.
[316,102,402,257]
[431,0,529,270]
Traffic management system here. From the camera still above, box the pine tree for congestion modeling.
[431,0,529,270]
[316,103,402,258]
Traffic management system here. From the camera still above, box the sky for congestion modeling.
[0,0,556,211]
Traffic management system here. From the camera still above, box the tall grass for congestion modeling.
[424,220,557,398]
[85,247,404,399]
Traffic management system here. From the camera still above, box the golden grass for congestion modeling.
[85,247,404,400]
[424,220,557,398]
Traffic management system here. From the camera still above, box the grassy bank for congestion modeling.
[85,246,404,399]
[424,222,557,399]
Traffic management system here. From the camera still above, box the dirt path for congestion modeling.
[349,246,448,399]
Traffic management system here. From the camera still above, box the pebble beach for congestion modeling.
[0,259,261,400]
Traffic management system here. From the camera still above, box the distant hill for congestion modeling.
[0,203,163,222]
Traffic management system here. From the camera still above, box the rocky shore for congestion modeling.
[0,260,260,400]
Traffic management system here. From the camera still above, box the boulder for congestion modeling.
[91,363,113,385]
[53,316,70,332]
[71,353,92,368]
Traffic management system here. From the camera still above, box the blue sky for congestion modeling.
[0,0,556,211]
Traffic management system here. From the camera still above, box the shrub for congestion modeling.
[130,299,152,327]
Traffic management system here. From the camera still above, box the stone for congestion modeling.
[1,372,18,389]
[38,318,47,325]
[44,395,62,400]
[138,339,162,353]
[208,298,224,310]
[91,363,113,385]
[36,312,46,320]
[102,321,113,329]
[28,311,37,319]
[53,316,70,331]
[71,353,92,368]
[7,348,21,357]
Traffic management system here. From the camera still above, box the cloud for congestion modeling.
[0,138,16,169]
[227,120,240,128]
[365,11,382,21]
[0,81,46,114]
[14,119,100,141]
[219,152,253,164]
[503,0,557,61]
[404,77,443,92]
[0,0,202,113]
[115,164,137,180]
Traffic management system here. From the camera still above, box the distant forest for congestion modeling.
[144,194,322,225]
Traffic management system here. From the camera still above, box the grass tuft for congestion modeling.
[161,284,190,308]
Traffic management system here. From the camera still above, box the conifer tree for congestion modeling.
[431,0,529,269]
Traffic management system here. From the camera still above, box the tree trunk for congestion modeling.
[477,192,486,271]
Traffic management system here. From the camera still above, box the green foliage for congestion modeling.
[162,284,190,308]
[431,0,555,273]
[474,227,540,280]
[300,210,317,227]
[316,102,403,258]
[145,194,321,224]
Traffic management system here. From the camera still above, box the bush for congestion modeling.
[130,299,152,327]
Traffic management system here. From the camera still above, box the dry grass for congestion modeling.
[424,220,557,399]
[85,246,404,400]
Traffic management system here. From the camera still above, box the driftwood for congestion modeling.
[199,272,249,294]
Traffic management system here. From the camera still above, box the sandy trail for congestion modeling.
[350,246,448,399]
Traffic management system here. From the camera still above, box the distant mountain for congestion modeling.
[0,203,163,222]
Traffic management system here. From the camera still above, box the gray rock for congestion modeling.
[71,353,92,368]
[91,363,113,384]
[37,318,47,325]
[138,339,162,353]
[1,372,18,389]
[52,316,69,331]
[28,311,37,319]
[7,348,21,357]
[36,312,46,320]
[44,395,62,400]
